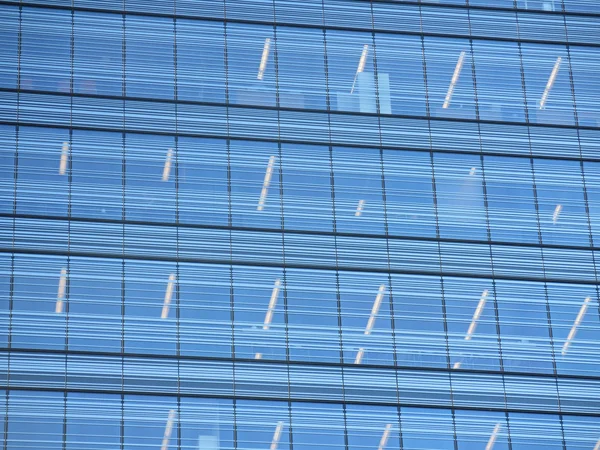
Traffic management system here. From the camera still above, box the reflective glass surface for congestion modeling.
[1,0,599,448]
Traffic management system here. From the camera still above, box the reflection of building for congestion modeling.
[337,73,391,114]
[198,435,219,450]
[2,1,600,450]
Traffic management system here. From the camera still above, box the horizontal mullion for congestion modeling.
[1,212,599,253]
[2,0,600,47]
[2,346,599,382]
[2,246,599,286]
[2,380,600,418]
[2,87,598,133]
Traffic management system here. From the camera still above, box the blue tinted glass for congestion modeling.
[3,0,598,447]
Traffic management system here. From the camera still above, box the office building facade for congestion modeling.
[1,0,599,448]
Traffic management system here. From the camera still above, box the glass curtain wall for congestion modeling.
[0,0,599,449]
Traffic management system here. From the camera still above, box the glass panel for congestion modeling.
[445,277,501,371]
[584,160,600,246]
[180,398,234,450]
[425,38,476,120]
[339,271,393,365]
[124,260,178,355]
[230,140,282,228]
[280,143,334,232]
[8,391,64,450]
[570,47,600,125]
[508,412,565,449]
[67,257,122,352]
[383,149,437,238]
[125,133,176,222]
[291,402,346,450]
[125,15,175,99]
[66,393,121,450]
[71,130,123,220]
[176,19,225,103]
[563,0,598,13]
[533,158,590,246]
[0,125,16,214]
[20,8,71,92]
[494,279,554,373]
[0,5,19,89]
[521,43,575,126]
[275,27,327,110]
[472,40,526,122]
[548,282,600,376]
[123,395,178,450]
[16,127,70,216]
[11,254,68,350]
[434,153,487,240]
[227,23,276,107]
[74,11,123,96]
[179,263,232,358]
[233,265,287,361]
[517,0,559,10]
[373,33,426,116]
[484,155,539,244]
[236,400,290,450]
[332,146,385,235]
[346,405,400,450]
[285,268,340,363]
[325,30,376,114]
[562,415,600,450]
[401,407,455,450]
[455,410,508,450]
[391,273,447,368]
[0,255,10,348]
[177,137,229,226]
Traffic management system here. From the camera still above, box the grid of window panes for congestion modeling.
[0,0,600,449]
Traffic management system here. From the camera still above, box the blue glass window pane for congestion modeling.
[332,146,385,235]
[484,155,539,244]
[125,133,176,222]
[0,6,19,89]
[8,391,64,450]
[230,140,282,228]
[16,126,70,216]
[384,149,437,238]
[125,16,175,99]
[20,8,71,93]
[275,27,328,110]
[66,393,121,450]
[123,395,178,450]
[66,257,122,352]
[177,137,229,226]
[74,12,123,96]
[434,153,487,240]
[176,20,225,103]
[425,38,477,120]
[179,263,232,358]
[124,260,178,355]
[71,130,123,220]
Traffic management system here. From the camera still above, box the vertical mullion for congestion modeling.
[464,6,516,449]
[320,6,350,450]
[62,6,76,450]
[4,4,22,449]
[222,3,239,450]
[514,6,566,450]
[269,5,295,450]
[559,8,599,450]
[418,5,460,449]
[368,3,405,448]
[172,8,182,450]
[120,4,127,450]
[560,0,600,331]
